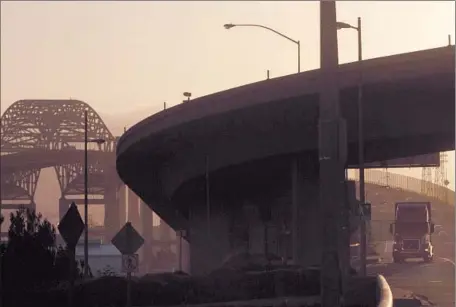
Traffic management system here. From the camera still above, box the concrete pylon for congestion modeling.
[319,1,345,306]
[104,183,119,241]
[127,189,140,229]
[141,201,153,273]
[118,185,127,227]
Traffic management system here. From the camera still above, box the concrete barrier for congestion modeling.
[376,275,394,307]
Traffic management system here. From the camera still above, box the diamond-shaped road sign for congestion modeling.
[111,222,144,255]
[58,202,84,249]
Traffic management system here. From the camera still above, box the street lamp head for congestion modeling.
[224,24,235,30]
[183,92,192,98]
[336,21,353,30]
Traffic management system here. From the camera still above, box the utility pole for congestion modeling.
[84,110,89,279]
[356,16,367,277]
[318,2,347,307]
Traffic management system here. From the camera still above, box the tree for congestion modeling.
[1,208,80,294]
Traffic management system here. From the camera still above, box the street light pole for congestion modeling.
[336,16,366,276]
[83,110,106,279]
[356,16,367,278]
[224,23,301,73]
[84,110,89,279]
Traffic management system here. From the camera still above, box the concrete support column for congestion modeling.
[141,201,153,273]
[59,197,69,220]
[247,206,264,254]
[189,201,230,275]
[118,184,127,227]
[291,158,322,267]
[298,179,322,266]
[104,183,119,241]
[127,189,140,229]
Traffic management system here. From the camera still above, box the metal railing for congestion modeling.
[348,169,454,205]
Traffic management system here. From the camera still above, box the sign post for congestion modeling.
[58,202,85,307]
[111,222,144,307]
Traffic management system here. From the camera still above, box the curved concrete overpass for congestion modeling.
[117,46,455,230]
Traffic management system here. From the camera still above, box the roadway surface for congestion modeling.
[365,184,455,307]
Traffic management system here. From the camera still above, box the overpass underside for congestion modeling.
[116,47,455,275]
[171,154,360,275]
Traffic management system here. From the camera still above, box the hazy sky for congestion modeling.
[1,1,455,223]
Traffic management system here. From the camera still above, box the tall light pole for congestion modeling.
[223,23,301,73]
[337,17,366,276]
[83,110,106,278]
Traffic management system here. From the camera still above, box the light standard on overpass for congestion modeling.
[83,109,106,279]
[336,17,366,276]
[223,23,301,73]
[183,92,192,103]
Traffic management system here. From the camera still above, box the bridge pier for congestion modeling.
[127,189,141,229]
[189,199,231,275]
[141,201,154,273]
[290,160,322,267]
[104,183,119,241]
[118,184,127,227]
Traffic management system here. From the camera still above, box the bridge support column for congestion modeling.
[290,159,352,274]
[127,189,140,229]
[104,183,119,242]
[189,201,230,275]
[291,159,322,267]
[140,201,154,273]
[118,185,127,227]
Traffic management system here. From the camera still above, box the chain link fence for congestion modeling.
[348,169,454,206]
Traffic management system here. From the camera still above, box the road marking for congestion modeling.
[428,280,442,283]
[438,257,456,266]
[438,230,448,236]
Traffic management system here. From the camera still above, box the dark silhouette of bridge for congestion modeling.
[0,99,146,241]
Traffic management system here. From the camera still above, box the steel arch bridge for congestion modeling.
[0,99,120,237]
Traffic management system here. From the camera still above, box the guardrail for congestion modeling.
[376,275,394,307]
[348,169,454,205]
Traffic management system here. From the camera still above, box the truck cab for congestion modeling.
[389,202,435,263]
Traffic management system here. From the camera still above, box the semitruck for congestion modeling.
[389,202,435,263]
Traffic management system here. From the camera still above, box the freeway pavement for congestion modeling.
[365,184,455,307]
